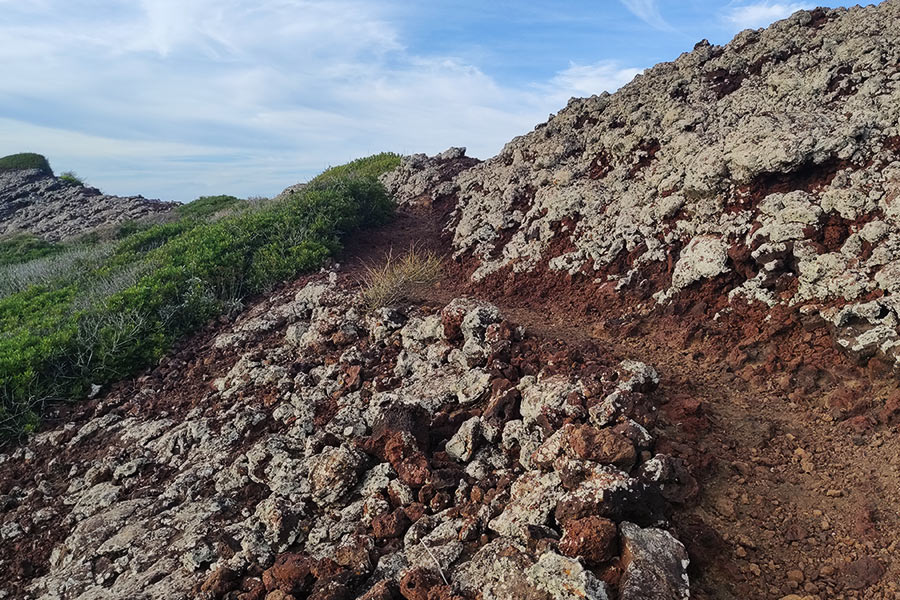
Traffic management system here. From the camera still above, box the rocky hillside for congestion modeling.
[0,166,175,241]
[384,2,900,379]
[0,274,692,600]
[5,4,900,600]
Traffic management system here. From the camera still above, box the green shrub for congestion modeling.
[0,156,396,444]
[176,195,244,220]
[0,234,62,266]
[309,152,401,185]
[59,171,84,186]
[0,153,53,175]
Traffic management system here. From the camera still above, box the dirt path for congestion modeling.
[343,209,900,599]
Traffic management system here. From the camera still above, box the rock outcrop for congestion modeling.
[0,168,175,241]
[0,273,693,599]
[383,3,900,375]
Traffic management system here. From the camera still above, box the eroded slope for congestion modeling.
[0,272,694,600]
[384,3,900,377]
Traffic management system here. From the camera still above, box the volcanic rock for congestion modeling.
[0,168,175,241]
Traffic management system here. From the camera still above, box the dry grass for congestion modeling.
[360,245,442,310]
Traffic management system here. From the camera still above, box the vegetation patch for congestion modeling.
[311,152,401,184]
[0,234,64,266]
[59,171,84,186]
[360,245,442,311]
[0,153,53,176]
[0,153,400,443]
[175,194,243,220]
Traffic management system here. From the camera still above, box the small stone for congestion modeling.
[619,521,690,600]
[558,516,618,565]
[445,417,482,462]
[373,508,412,539]
[787,569,804,583]
[526,552,611,600]
[568,425,636,470]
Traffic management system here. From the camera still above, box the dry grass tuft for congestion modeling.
[360,245,442,310]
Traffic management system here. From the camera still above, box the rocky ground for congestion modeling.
[0,268,694,600]
[0,168,174,241]
[4,3,900,599]
[382,3,900,379]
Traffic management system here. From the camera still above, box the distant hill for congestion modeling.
[0,153,176,241]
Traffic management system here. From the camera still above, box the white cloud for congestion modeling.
[547,61,642,102]
[619,0,674,31]
[0,1,642,202]
[725,2,815,30]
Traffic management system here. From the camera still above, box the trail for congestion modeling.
[344,208,900,599]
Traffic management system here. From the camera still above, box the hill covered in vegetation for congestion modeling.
[0,154,400,441]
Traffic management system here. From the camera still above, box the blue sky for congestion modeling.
[0,0,836,202]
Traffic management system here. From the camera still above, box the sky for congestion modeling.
[0,0,842,202]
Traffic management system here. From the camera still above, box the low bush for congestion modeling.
[175,195,243,220]
[310,152,402,184]
[0,153,53,175]
[360,245,442,311]
[0,234,63,266]
[0,154,400,444]
[0,243,113,298]
[59,171,84,186]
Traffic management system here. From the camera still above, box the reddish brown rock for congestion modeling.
[200,566,241,597]
[879,391,900,424]
[841,556,885,590]
[440,303,467,341]
[398,568,442,600]
[359,580,398,600]
[568,425,636,470]
[397,453,432,487]
[404,503,428,523]
[558,516,619,565]
[262,554,314,594]
[373,509,412,539]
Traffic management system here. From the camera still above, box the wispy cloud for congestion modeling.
[619,0,675,31]
[724,2,814,30]
[545,61,642,102]
[0,1,644,202]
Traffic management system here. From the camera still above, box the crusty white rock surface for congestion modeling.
[0,275,690,599]
[383,3,900,372]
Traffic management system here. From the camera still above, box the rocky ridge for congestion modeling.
[0,168,175,241]
[0,273,694,599]
[382,2,900,377]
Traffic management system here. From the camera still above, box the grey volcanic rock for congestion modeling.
[0,168,175,241]
[0,272,685,599]
[383,3,900,373]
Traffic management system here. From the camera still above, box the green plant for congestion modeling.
[59,171,84,186]
[360,245,442,311]
[0,234,62,266]
[0,155,397,444]
[309,152,402,185]
[0,153,52,175]
[175,195,244,220]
